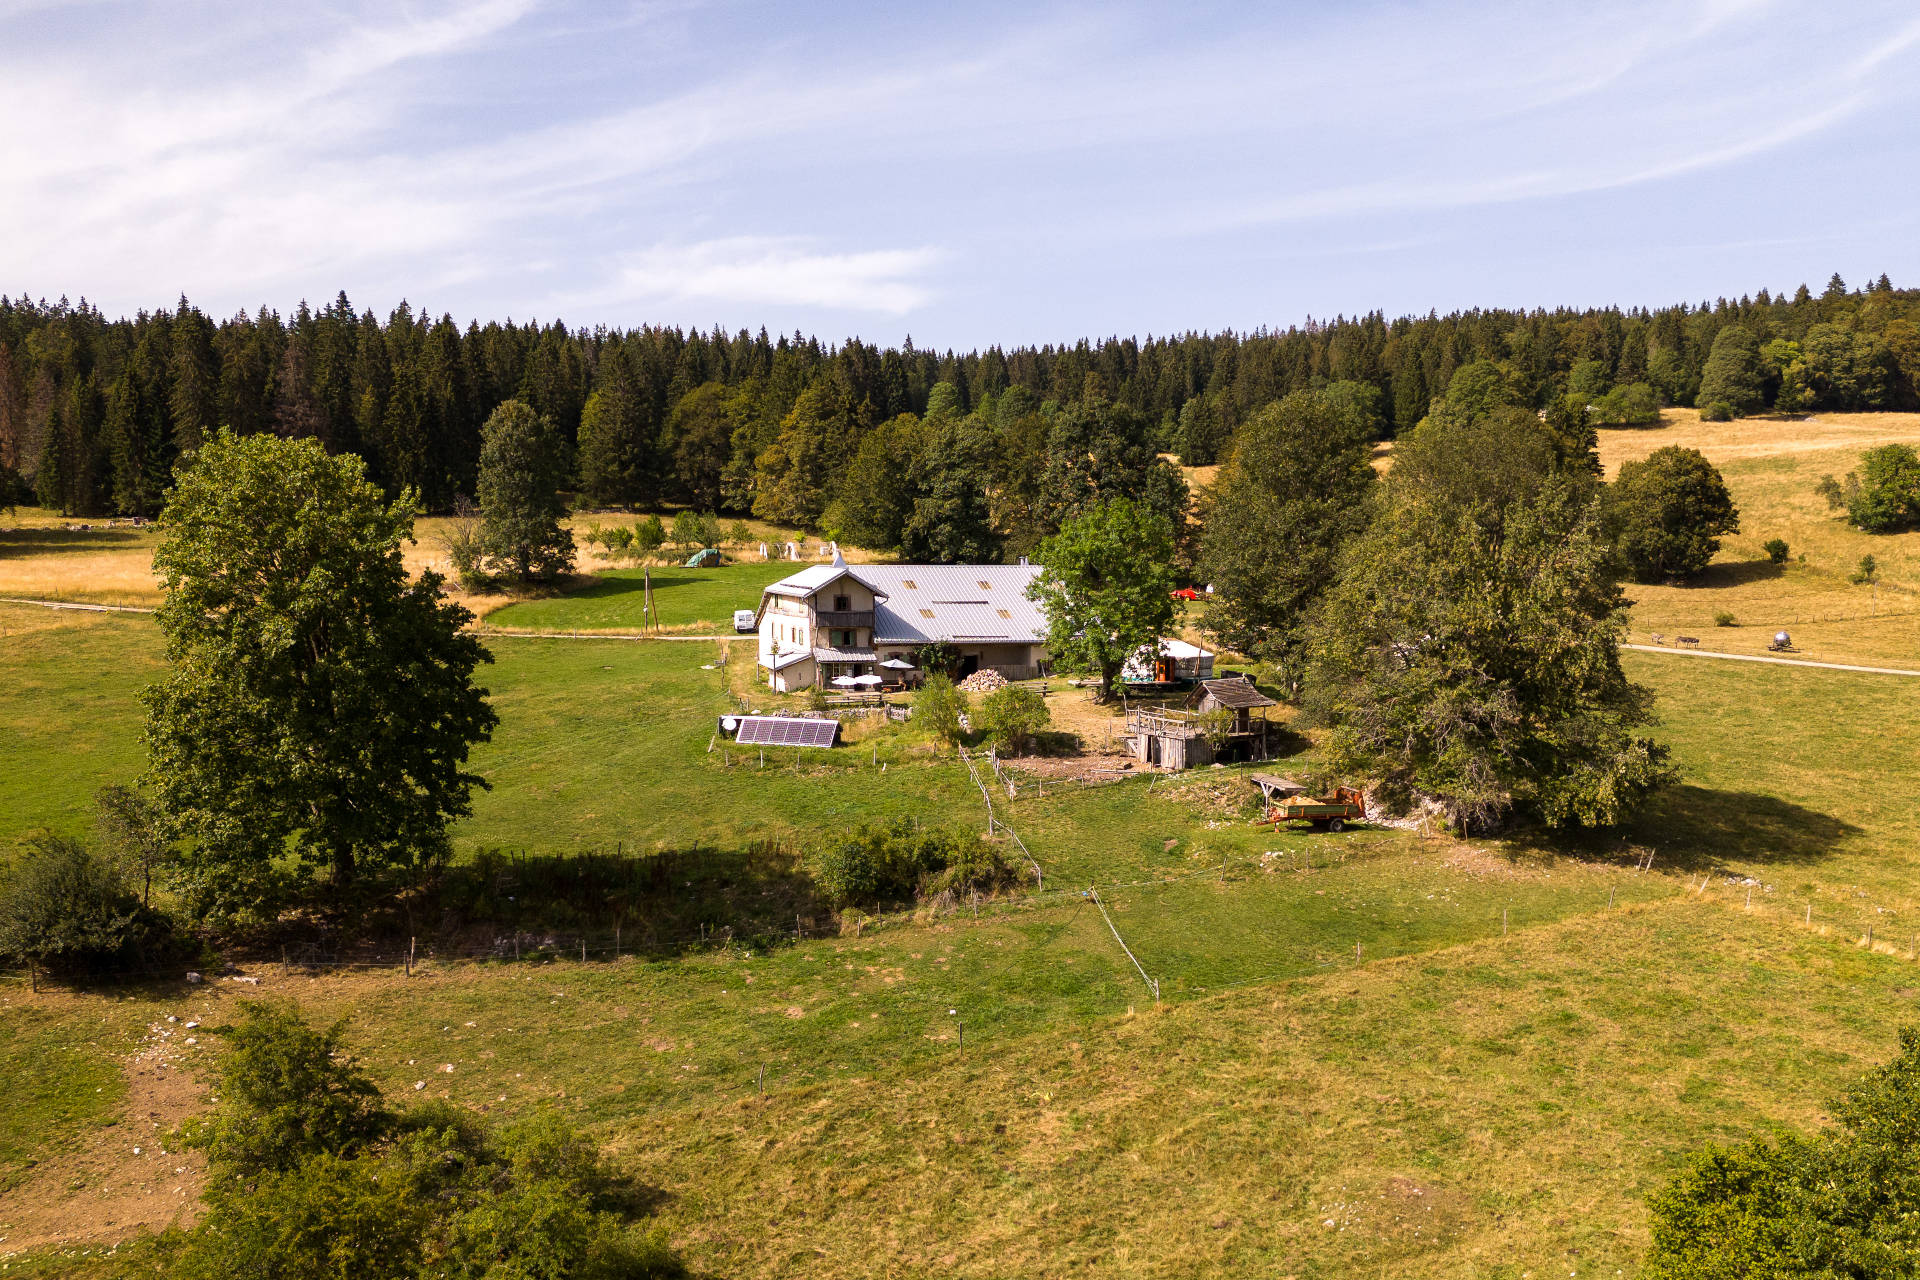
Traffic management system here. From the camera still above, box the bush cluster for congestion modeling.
[144,1002,683,1280]
[0,835,179,976]
[807,820,1019,909]
[912,675,969,746]
[976,685,1049,753]
[1828,444,1920,533]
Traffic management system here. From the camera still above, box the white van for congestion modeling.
[733,609,757,634]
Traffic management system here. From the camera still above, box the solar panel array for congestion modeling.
[733,716,840,748]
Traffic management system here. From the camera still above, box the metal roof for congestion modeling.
[763,648,812,671]
[758,562,1050,647]
[762,565,878,600]
[812,644,877,663]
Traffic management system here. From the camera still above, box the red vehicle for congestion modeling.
[1171,587,1203,601]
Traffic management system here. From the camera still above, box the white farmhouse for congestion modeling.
[754,551,1050,691]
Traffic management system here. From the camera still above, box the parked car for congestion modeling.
[733,609,757,633]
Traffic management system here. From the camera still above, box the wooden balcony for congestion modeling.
[814,610,874,628]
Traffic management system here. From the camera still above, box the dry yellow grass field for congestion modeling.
[1601,409,1920,666]
[0,508,869,621]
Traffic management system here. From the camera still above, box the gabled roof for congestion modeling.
[1199,677,1276,709]
[762,564,882,601]
[757,562,1049,648]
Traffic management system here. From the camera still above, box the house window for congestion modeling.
[832,629,855,648]
[834,594,850,611]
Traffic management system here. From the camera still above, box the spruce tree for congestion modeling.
[169,299,220,454]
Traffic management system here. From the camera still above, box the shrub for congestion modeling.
[1853,554,1878,585]
[0,835,176,976]
[189,1000,388,1176]
[977,686,1049,753]
[913,675,969,746]
[1842,444,1920,533]
[807,820,1008,909]
[920,838,1022,898]
[1815,474,1846,511]
[1763,537,1790,564]
[725,520,753,546]
[914,640,961,678]
[1592,382,1661,426]
[1698,400,1734,422]
[634,515,667,556]
[173,1004,683,1280]
[1714,612,1736,627]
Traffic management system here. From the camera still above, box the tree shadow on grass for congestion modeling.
[1531,784,1862,873]
[0,526,144,558]
[1627,785,1862,871]
[565,569,721,599]
[423,841,832,953]
[1669,559,1784,590]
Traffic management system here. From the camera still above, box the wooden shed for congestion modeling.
[1197,676,1276,735]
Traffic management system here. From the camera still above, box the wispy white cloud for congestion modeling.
[568,238,942,316]
[0,0,1914,339]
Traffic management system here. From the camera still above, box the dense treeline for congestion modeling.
[4,274,1917,557]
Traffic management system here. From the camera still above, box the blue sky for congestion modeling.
[3,0,1918,347]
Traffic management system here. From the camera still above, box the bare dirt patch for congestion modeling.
[0,1022,212,1254]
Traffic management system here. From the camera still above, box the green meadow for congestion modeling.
[483,560,795,633]
[3,549,1919,1275]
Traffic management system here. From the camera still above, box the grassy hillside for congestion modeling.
[1598,410,1920,666]
[6,588,1920,1273]
[6,413,1920,1275]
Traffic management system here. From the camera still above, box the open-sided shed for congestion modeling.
[1197,676,1276,736]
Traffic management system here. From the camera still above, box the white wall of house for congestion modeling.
[758,596,812,669]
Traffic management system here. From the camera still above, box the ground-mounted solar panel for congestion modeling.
[733,716,839,748]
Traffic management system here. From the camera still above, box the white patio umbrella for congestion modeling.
[851,673,884,686]
[879,657,916,670]
[831,676,860,687]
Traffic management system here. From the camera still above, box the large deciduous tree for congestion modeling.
[900,418,1002,564]
[1607,445,1740,581]
[1027,498,1180,701]
[143,432,497,917]
[1198,390,1376,693]
[1697,325,1766,416]
[473,399,575,584]
[1308,411,1671,833]
[1039,400,1190,543]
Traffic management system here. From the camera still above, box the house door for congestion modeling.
[957,655,979,678]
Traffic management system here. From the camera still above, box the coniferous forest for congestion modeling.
[4,273,1917,560]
